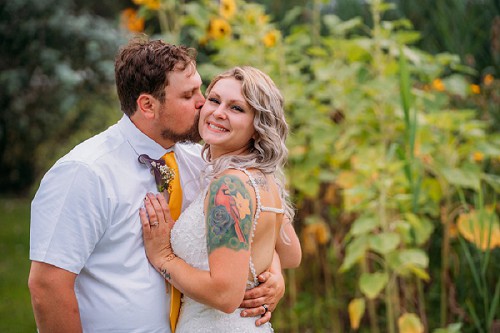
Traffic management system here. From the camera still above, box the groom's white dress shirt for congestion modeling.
[30,115,205,332]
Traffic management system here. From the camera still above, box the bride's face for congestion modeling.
[199,78,256,159]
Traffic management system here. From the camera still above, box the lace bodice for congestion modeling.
[170,169,275,332]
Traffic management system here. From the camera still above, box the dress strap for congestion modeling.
[236,168,260,287]
[261,206,285,214]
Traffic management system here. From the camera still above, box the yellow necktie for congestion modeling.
[162,151,182,332]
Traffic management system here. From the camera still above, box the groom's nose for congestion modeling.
[195,94,206,110]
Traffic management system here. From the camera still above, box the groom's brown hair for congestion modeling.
[115,37,197,117]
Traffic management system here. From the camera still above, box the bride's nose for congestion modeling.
[212,105,227,119]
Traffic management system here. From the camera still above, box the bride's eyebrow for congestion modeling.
[207,91,220,98]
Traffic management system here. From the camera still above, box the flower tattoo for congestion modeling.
[138,154,175,193]
[209,206,234,243]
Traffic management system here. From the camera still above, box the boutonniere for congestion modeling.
[138,154,175,193]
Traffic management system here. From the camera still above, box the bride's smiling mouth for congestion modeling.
[208,122,229,132]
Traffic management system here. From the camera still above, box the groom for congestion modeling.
[28,38,284,332]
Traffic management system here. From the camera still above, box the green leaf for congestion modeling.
[482,173,500,193]
[394,30,421,45]
[408,266,430,281]
[369,232,401,254]
[476,141,500,156]
[400,249,429,267]
[440,167,480,190]
[433,323,463,333]
[324,15,362,36]
[398,313,424,333]
[405,213,434,245]
[387,249,429,277]
[339,235,369,272]
[395,221,413,244]
[359,272,389,299]
[443,74,468,97]
[351,217,379,236]
[281,6,303,28]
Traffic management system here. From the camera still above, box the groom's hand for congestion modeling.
[239,271,285,326]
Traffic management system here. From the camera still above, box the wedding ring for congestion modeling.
[150,221,159,226]
[262,304,269,314]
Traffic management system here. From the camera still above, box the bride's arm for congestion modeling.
[276,215,302,269]
[140,172,255,314]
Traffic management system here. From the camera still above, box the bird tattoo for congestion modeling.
[214,183,247,244]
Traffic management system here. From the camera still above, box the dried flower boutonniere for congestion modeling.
[138,154,175,193]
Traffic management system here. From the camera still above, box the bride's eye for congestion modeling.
[231,105,244,112]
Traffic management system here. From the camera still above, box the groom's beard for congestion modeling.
[162,111,202,144]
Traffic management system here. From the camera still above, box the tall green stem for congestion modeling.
[440,192,451,327]
[379,179,396,333]
[158,0,183,44]
[371,0,384,76]
[362,258,380,333]
[311,0,321,46]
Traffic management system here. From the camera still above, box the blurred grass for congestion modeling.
[0,198,36,332]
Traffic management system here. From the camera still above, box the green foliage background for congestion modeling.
[1,0,499,332]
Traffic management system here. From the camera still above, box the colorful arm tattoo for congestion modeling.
[206,174,253,254]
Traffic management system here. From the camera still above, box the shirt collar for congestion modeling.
[117,114,173,159]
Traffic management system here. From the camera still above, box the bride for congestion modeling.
[140,66,302,332]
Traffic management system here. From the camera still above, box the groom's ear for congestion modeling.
[137,94,157,120]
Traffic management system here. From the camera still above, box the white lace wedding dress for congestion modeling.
[170,169,274,332]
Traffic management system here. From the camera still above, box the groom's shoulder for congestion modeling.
[176,142,203,159]
[59,123,124,166]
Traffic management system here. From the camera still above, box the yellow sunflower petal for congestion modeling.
[220,0,237,19]
[121,8,145,33]
[471,84,481,94]
[484,74,494,86]
[432,78,445,92]
[262,30,280,48]
[208,18,232,39]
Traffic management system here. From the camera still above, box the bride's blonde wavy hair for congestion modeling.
[201,66,295,230]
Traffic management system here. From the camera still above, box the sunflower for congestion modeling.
[484,74,494,86]
[472,151,484,162]
[262,29,280,48]
[220,0,237,19]
[245,11,268,26]
[470,84,481,94]
[121,8,145,33]
[432,78,445,92]
[208,18,232,39]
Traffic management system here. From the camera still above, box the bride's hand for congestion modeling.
[139,192,175,269]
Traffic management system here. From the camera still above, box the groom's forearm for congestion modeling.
[239,254,284,325]
[240,252,285,313]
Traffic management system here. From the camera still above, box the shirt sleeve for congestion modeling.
[30,160,109,274]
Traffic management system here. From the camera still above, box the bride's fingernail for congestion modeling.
[241,311,246,317]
